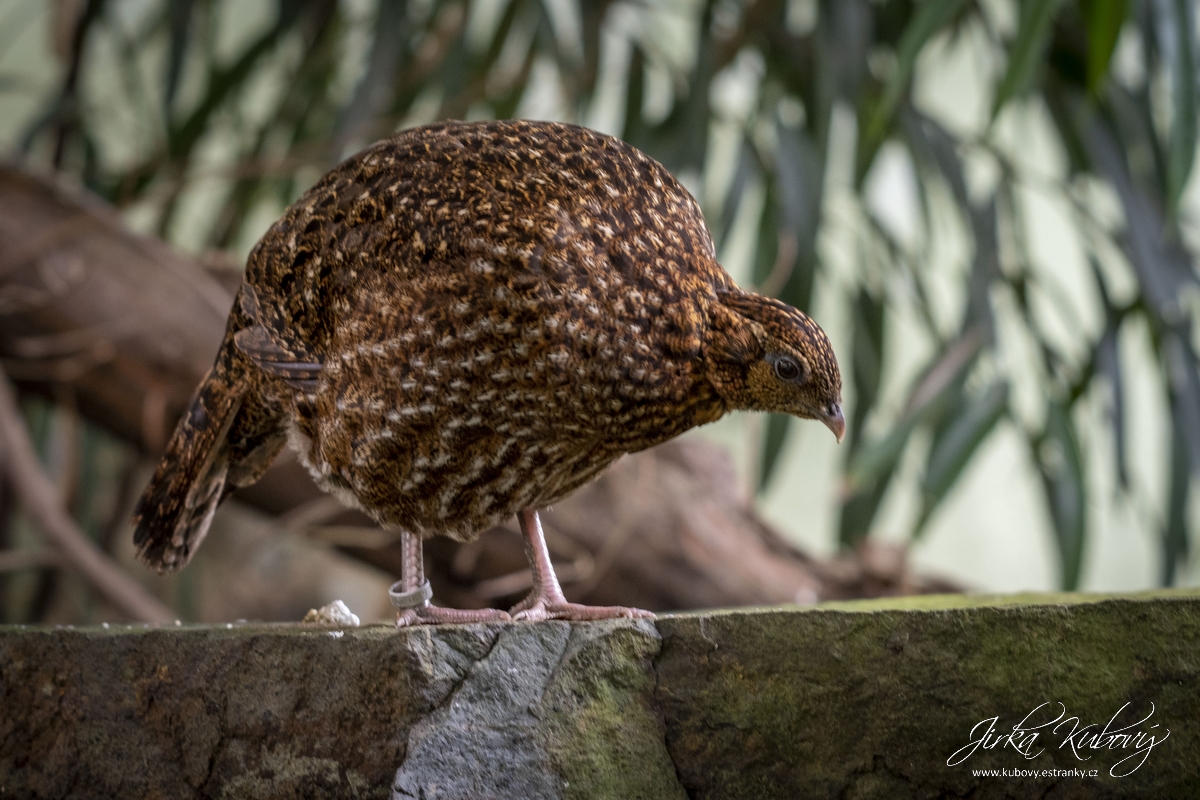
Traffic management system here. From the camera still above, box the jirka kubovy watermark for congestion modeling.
[947,702,1169,777]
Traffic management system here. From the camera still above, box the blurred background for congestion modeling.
[0,0,1196,626]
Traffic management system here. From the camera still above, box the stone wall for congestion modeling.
[2,592,1197,798]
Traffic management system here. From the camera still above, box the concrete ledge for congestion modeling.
[2,592,1198,798]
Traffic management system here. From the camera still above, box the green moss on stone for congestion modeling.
[539,620,686,800]
[655,597,1200,799]
[3,593,1197,799]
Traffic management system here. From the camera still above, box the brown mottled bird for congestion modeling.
[133,119,844,625]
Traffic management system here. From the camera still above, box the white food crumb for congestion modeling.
[301,599,361,627]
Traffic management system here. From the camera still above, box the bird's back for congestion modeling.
[247,120,729,354]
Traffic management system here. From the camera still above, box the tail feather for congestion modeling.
[133,347,245,571]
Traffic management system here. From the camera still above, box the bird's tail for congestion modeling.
[133,333,284,571]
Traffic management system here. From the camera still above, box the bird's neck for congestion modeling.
[701,290,766,411]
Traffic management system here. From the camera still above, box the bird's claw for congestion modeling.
[510,600,655,623]
[395,604,511,627]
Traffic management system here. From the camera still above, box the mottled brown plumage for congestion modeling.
[133,119,843,624]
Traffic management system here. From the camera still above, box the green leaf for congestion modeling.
[835,331,974,551]
[1095,325,1128,487]
[621,41,646,142]
[1079,0,1128,95]
[849,287,885,445]
[1162,421,1189,586]
[164,0,197,114]
[771,125,822,313]
[867,0,968,145]
[1163,0,1197,211]
[167,8,299,160]
[913,380,1008,536]
[752,174,781,291]
[992,0,1069,119]
[624,1,715,174]
[839,387,957,548]
[335,0,407,143]
[838,480,892,548]
[715,137,758,251]
[903,108,969,206]
[1084,118,1197,321]
[759,412,791,491]
[845,329,982,491]
[1037,403,1087,590]
[839,330,983,546]
[843,412,925,495]
[1164,329,1200,478]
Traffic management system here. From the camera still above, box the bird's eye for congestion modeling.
[773,355,802,382]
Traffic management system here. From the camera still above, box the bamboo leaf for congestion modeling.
[1096,325,1128,487]
[759,412,791,491]
[963,197,999,337]
[621,44,646,145]
[1161,0,1197,211]
[626,1,715,174]
[335,0,407,144]
[844,329,982,492]
[574,0,610,102]
[867,0,968,144]
[838,480,892,547]
[1090,255,1129,487]
[913,380,1008,536]
[164,0,197,113]
[167,9,298,160]
[1037,403,1087,590]
[849,287,885,445]
[992,0,1069,119]
[902,108,968,206]
[1080,0,1128,95]
[843,412,925,495]
[715,137,758,250]
[1084,118,1198,321]
[844,326,984,551]
[839,391,947,547]
[771,124,822,312]
[1164,328,1200,477]
[1162,418,1189,585]
[902,111,998,337]
[839,338,972,548]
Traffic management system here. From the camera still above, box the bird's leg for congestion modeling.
[393,528,509,627]
[509,508,654,622]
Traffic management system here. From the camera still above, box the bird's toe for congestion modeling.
[512,601,655,622]
[395,604,510,627]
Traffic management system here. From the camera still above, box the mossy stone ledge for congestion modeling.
[2,592,1198,798]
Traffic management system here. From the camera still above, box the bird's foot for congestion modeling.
[509,598,655,623]
[395,604,510,627]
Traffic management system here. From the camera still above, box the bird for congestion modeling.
[132,119,844,625]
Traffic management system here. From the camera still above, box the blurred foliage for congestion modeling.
[6,0,1200,590]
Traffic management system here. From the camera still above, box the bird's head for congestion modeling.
[703,290,845,442]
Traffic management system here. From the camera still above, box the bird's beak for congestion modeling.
[822,403,846,444]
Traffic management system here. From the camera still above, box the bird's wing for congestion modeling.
[233,283,323,391]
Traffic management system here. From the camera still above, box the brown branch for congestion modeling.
[0,367,173,623]
[0,161,232,452]
[0,549,60,572]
